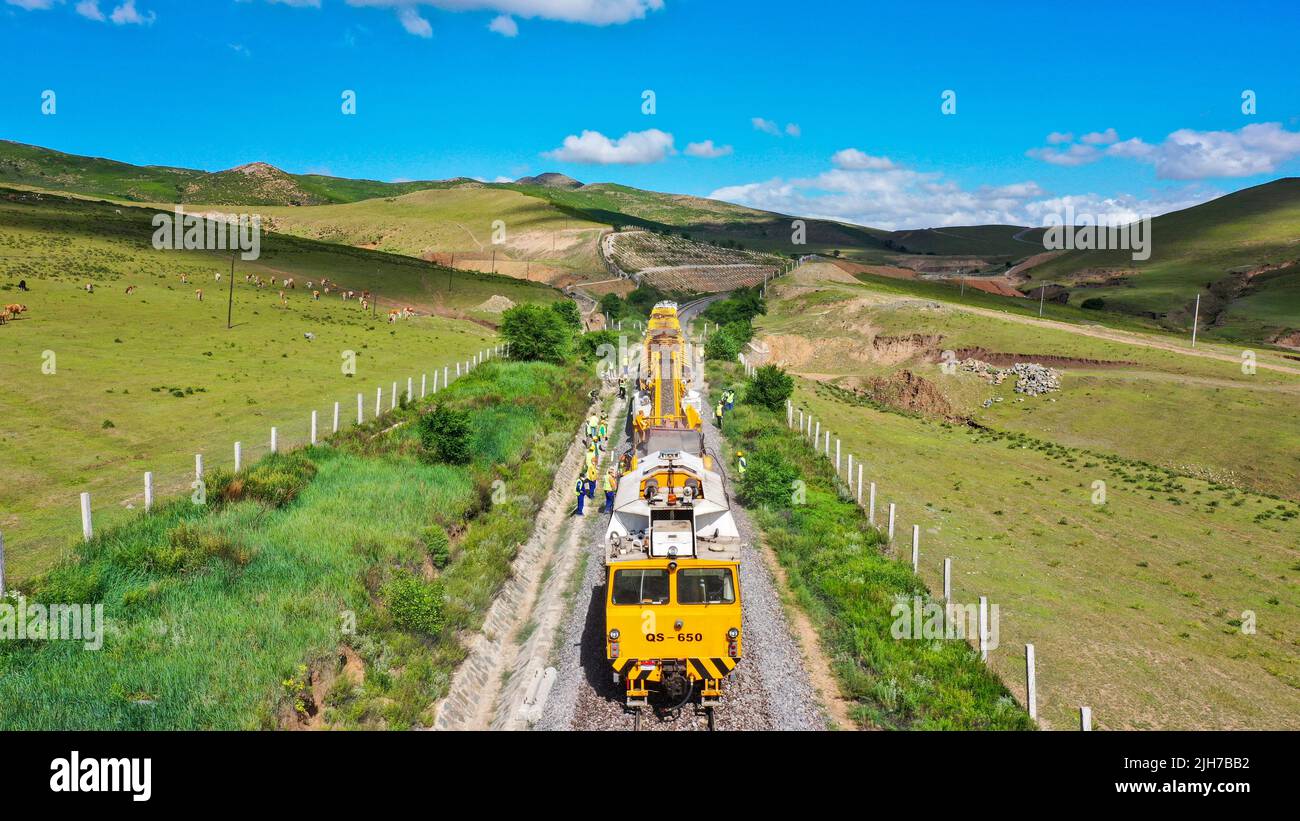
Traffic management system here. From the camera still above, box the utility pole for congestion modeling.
[226,252,235,329]
[1191,293,1200,347]
[1038,286,1046,317]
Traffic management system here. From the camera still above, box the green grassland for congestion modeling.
[1026,178,1300,342]
[762,268,1300,499]
[879,224,1047,258]
[0,189,560,582]
[709,363,1033,729]
[255,186,607,275]
[0,359,591,729]
[791,381,1298,729]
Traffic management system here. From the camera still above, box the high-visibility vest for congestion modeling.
[603,473,617,491]
[575,478,585,495]
[737,456,747,475]
[715,402,723,416]
[587,465,599,482]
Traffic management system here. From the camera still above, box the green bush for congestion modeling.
[550,299,583,332]
[418,404,473,464]
[746,365,794,411]
[383,572,444,637]
[423,525,451,569]
[1081,297,1105,310]
[500,303,573,363]
[208,452,317,508]
[739,449,799,508]
[705,329,743,361]
[577,330,618,363]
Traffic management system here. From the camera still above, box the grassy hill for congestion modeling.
[0,187,559,581]
[1025,178,1300,344]
[754,261,1299,729]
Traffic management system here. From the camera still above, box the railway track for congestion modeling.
[538,304,827,731]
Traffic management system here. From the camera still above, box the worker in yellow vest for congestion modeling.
[601,467,618,512]
[575,472,588,516]
[585,463,598,499]
[714,399,724,429]
[736,450,747,479]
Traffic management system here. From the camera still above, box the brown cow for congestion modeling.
[195,289,203,301]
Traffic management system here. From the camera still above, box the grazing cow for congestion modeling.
[17,280,27,291]
[306,281,313,290]
[4,303,27,315]
[245,274,252,283]
[84,283,94,293]
[312,290,321,301]
[195,289,203,301]
[359,298,369,311]
[215,272,221,281]
[180,274,189,284]
[125,285,138,295]
[304,332,315,341]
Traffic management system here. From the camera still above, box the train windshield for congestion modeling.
[676,568,735,605]
[611,569,671,605]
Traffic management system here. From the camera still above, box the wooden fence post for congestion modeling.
[1026,644,1038,721]
[144,471,154,512]
[80,492,93,542]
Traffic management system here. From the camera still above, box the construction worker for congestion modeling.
[586,462,598,499]
[724,387,735,412]
[617,376,627,400]
[714,398,724,429]
[602,467,618,513]
[585,443,598,471]
[585,412,598,440]
[575,472,588,516]
[598,416,609,445]
[736,450,747,479]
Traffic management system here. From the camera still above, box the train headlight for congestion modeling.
[727,627,739,640]
[608,628,620,641]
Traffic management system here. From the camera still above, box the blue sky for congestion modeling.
[3,0,1300,228]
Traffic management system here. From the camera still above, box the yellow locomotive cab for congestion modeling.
[605,558,742,707]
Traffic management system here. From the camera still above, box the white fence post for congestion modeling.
[869,482,876,523]
[195,453,204,482]
[234,441,242,472]
[856,464,863,505]
[799,410,804,431]
[1080,706,1092,731]
[270,427,278,454]
[444,365,449,387]
[311,410,318,444]
[1026,644,1038,721]
[421,374,426,398]
[814,420,819,444]
[0,530,5,597]
[144,471,154,512]
[456,362,461,377]
[979,596,989,661]
[887,502,896,542]
[333,401,340,433]
[407,377,413,403]
[357,393,364,425]
[80,492,93,542]
[911,525,919,572]
[823,431,830,457]
[390,381,397,410]
[375,386,382,416]
[943,557,952,601]
[835,439,841,475]
[847,453,853,484]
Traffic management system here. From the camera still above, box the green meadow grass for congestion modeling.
[710,364,1033,730]
[0,360,591,730]
[763,275,1300,499]
[0,189,563,582]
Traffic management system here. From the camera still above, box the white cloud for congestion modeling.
[396,6,432,35]
[487,12,517,35]
[784,123,800,137]
[5,0,60,9]
[751,117,780,136]
[1046,131,1073,145]
[75,0,103,19]
[343,1,663,33]
[708,148,1218,230]
[684,140,732,159]
[109,0,155,24]
[1080,127,1118,145]
[544,128,674,165]
[1029,123,1300,179]
[830,148,895,170]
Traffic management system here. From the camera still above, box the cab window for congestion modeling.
[611,569,670,605]
[677,568,735,605]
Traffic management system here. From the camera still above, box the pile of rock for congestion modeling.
[1009,362,1061,396]
[959,358,1008,384]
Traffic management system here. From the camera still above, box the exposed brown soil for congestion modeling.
[859,369,955,418]
[278,645,366,730]
[949,347,1136,368]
